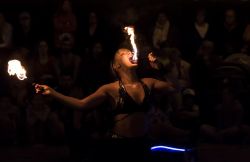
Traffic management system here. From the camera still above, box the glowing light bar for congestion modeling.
[150,145,186,152]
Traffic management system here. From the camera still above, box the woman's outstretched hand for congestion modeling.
[34,84,54,95]
[148,52,157,63]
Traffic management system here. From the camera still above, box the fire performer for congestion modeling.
[34,47,179,162]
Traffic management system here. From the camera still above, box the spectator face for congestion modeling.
[157,13,167,25]
[222,89,234,103]
[89,12,97,25]
[225,9,236,25]
[125,7,138,24]
[38,41,48,55]
[183,95,195,107]
[0,14,5,26]
[62,0,72,12]
[196,11,206,24]
[60,75,73,89]
[92,42,103,58]
[198,41,214,57]
[19,12,31,27]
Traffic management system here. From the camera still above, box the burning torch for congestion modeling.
[124,26,138,64]
[8,60,27,80]
[7,59,44,92]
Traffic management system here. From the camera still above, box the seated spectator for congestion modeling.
[8,79,29,109]
[80,11,107,54]
[216,8,245,58]
[13,11,37,51]
[55,73,98,161]
[243,21,250,45]
[26,94,65,146]
[200,87,248,143]
[81,41,111,93]
[173,88,200,131]
[0,96,18,145]
[26,94,52,146]
[53,0,77,49]
[56,35,81,83]
[151,12,180,49]
[184,7,215,61]
[190,40,222,95]
[0,13,12,50]
[31,40,59,84]
[161,47,191,89]
[147,105,190,144]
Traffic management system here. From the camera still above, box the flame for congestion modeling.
[124,26,138,61]
[8,60,27,80]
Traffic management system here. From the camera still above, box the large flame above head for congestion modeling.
[8,60,27,80]
[124,26,138,62]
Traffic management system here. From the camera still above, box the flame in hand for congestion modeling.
[8,60,27,80]
[124,26,138,61]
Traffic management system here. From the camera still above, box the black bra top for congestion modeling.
[112,80,151,115]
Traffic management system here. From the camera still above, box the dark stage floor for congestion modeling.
[0,143,249,162]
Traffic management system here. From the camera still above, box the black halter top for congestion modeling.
[112,80,151,116]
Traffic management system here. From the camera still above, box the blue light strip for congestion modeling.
[151,145,186,152]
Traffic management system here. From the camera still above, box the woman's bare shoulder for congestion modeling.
[141,78,157,86]
[100,81,119,92]
[141,78,157,83]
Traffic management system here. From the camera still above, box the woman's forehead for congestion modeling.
[115,49,130,58]
[113,48,131,62]
[119,48,131,54]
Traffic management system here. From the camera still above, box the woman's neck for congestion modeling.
[119,69,139,84]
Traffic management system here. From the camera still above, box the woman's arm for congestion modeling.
[35,84,109,111]
[147,78,179,94]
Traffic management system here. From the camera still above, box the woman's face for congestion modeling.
[114,49,138,69]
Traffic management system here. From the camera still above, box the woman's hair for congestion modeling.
[110,50,121,81]
[110,59,119,81]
